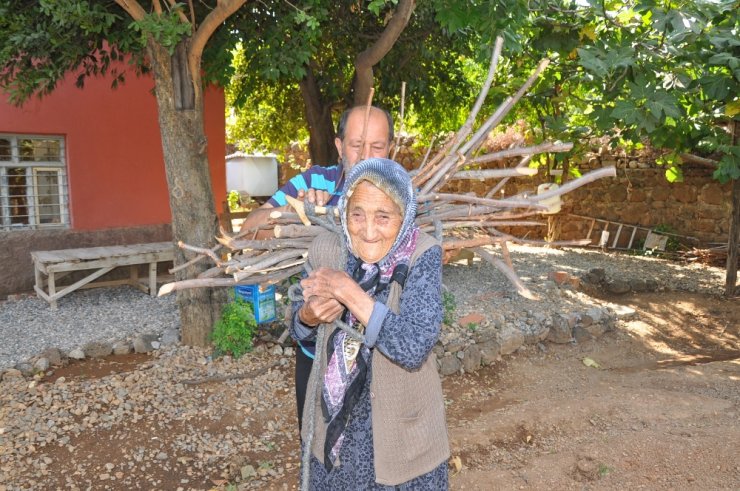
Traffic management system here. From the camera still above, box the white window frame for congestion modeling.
[0,134,69,230]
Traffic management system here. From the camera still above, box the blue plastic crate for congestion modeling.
[234,284,276,324]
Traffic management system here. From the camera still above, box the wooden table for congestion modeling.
[31,242,175,309]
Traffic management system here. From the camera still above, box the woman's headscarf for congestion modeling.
[338,158,417,264]
[322,158,419,470]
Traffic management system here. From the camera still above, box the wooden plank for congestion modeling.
[149,262,158,296]
[31,242,173,265]
[611,224,623,249]
[627,226,638,249]
[48,266,116,302]
[45,250,174,273]
[586,218,596,240]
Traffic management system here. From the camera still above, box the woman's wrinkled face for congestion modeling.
[346,181,403,264]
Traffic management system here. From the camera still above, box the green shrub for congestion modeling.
[211,294,257,359]
[442,290,456,326]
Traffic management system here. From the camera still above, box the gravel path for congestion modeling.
[0,289,179,370]
[0,245,727,370]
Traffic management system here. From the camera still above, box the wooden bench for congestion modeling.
[31,242,175,309]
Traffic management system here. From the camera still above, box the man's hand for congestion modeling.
[297,188,332,207]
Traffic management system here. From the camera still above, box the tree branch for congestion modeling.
[353,0,415,104]
[115,0,148,21]
[190,0,247,79]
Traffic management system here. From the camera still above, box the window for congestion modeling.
[0,135,69,230]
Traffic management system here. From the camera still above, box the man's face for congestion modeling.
[335,108,391,168]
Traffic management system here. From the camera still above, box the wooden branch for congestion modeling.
[274,224,325,238]
[487,228,592,247]
[421,97,515,193]
[470,142,573,165]
[451,167,538,180]
[486,155,532,198]
[420,220,545,232]
[680,153,719,168]
[354,0,415,104]
[472,247,537,300]
[451,36,504,156]
[417,192,546,211]
[114,0,148,20]
[177,241,223,265]
[232,250,308,280]
[189,0,246,91]
[531,167,616,203]
[165,0,189,23]
[159,264,304,296]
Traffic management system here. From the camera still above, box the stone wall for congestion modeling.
[1,224,172,299]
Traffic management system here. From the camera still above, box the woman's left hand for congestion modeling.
[300,268,353,302]
[301,268,376,326]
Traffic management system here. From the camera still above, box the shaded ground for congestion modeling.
[4,291,739,490]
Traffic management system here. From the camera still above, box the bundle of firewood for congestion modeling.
[159,38,616,299]
[678,245,735,268]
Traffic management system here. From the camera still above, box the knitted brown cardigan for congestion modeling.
[301,230,450,486]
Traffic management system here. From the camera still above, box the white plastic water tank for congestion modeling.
[225,151,279,197]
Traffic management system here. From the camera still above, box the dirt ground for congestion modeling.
[10,290,739,490]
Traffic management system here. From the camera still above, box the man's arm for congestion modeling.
[239,189,333,239]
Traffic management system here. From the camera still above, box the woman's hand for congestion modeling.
[300,268,353,301]
[300,267,375,326]
[298,296,344,326]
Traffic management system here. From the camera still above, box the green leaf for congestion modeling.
[646,91,682,120]
[665,165,683,183]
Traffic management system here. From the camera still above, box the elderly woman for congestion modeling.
[290,158,449,489]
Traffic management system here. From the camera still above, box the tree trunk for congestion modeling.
[726,178,740,296]
[147,38,225,346]
[726,120,740,297]
[299,65,337,166]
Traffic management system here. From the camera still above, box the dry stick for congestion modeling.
[422,59,550,192]
[413,135,437,175]
[441,236,499,250]
[217,237,314,252]
[417,192,547,210]
[168,222,274,274]
[391,81,406,161]
[420,96,515,193]
[486,155,532,198]
[231,258,307,281]
[425,58,552,192]
[227,248,306,272]
[232,250,308,281]
[451,167,538,180]
[180,360,281,385]
[469,142,573,165]
[158,265,304,296]
[473,246,537,300]
[530,167,617,203]
[448,36,504,156]
[413,39,503,187]
[412,134,458,186]
[274,224,325,238]
[177,241,224,266]
[500,240,514,270]
[420,220,545,232]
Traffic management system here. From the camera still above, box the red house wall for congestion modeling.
[0,66,225,230]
